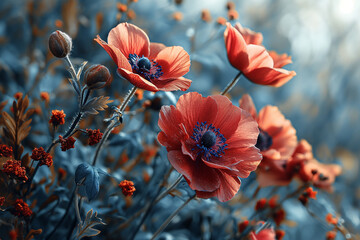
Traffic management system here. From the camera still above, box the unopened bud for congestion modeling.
[48,30,72,58]
[84,64,112,90]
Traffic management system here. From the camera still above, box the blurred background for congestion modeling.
[0,0,359,239]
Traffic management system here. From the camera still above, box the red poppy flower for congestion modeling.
[239,94,297,187]
[234,23,263,46]
[224,23,296,87]
[95,22,191,92]
[234,23,293,70]
[158,92,262,202]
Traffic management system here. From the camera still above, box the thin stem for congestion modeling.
[45,187,76,240]
[127,174,182,240]
[74,186,82,224]
[279,184,308,205]
[115,168,176,233]
[82,89,91,107]
[155,174,183,203]
[63,112,83,139]
[91,86,138,166]
[91,121,115,166]
[119,86,138,112]
[150,195,196,240]
[25,111,83,196]
[220,72,242,96]
[65,55,81,91]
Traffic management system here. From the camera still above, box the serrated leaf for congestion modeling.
[1,112,16,140]
[82,96,113,115]
[17,119,32,144]
[0,100,8,113]
[76,209,105,239]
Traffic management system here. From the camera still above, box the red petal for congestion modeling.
[168,150,220,192]
[195,189,217,200]
[117,68,159,92]
[158,105,187,150]
[176,92,218,135]
[209,95,241,139]
[245,44,273,72]
[151,77,192,92]
[225,108,259,148]
[269,51,292,68]
[155,46,190,80]
[196,171,240,202]
[251,229,276,240]
[239,94,257,120]
[149,42,166,59]
[244,67,296,87]
[258,106,297,161]
[108,22,150,59]
[204,147,262,178]
[257,165,292,187]
[224,23,249,71]
[234,23,263,45]
[94,35,132,71]
[214,170,241,202]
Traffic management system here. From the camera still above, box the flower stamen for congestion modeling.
[191,121,227,161]
[128,54,163,81]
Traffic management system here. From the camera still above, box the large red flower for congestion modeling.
[224,22,296,87]
[239,94,297,187]
[158,92,262,202]
[95,22,191,92]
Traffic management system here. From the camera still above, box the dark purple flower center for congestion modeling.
[255,128,272,151]
[137,57,151,71]
[201,131,216,148]
[128,54,163,81]
[191,121,228,161]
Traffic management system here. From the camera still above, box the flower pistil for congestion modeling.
[191,121,228,161]
[128,54,163,81]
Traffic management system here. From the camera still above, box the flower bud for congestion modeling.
[84,64,112,90]
[48,30,72,58]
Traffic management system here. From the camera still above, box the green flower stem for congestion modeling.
[220,71,242,96]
